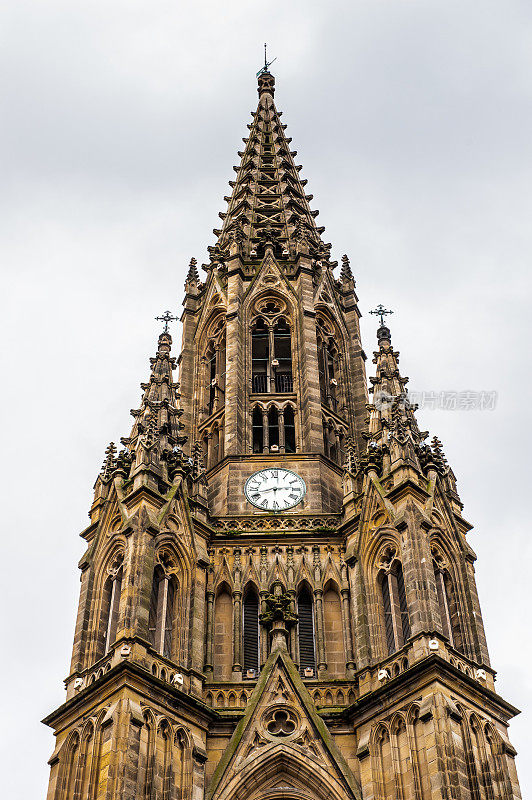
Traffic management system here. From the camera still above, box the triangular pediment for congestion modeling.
[243,250,297,307]
[207,649,361,800]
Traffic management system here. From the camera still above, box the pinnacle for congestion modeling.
[100,442,117,481]
[340,254,354,283]
[185,256,199,283]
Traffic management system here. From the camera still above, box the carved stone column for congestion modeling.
[279,409,286,452]
[262,408,269,453]
[341,587,356,671]
[313,588,327,671]
[232,589,242,674]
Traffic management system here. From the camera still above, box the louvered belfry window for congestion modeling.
[297,587,316,671]
[243,590,259,672]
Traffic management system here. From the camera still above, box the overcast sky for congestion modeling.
[1,1,531,796]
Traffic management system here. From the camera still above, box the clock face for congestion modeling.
[245,468,306,511]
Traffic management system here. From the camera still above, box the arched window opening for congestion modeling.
[273,319,293,393]
[433,556,463,653]
[102,561,123,655]
[148,565,177,660]
[243,588,259,676]
[323,584,345,676]
[252,407,263,453]
[379,560,410,656]
[252,318,269,394]
[203,327,226,419]
[284,406,296,453]
[214,587,232,680]
[298,587,316,675]
[268,408,279,451]
[317,320,343,413]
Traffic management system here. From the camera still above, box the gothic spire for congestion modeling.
[120,330,188,479]
[365,321,427,472]
[210,69,331,265]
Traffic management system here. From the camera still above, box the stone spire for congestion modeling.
[365,322,428,473]
[340,254,354,283]
[184,256,200,294]
[120,330,188,483]
[209,69,331,266]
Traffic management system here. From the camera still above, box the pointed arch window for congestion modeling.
[317,321,341,413]
[148,564,177,660]
[432,550,462,652]
[297,586,316,673]
[379,555,410,656]
[101,556,123,656]
[273,318,293,393]
[204,326,226,418]
[252,318,269,394]
[252,315,293,394]
[243,587,259,675]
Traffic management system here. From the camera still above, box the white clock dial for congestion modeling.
[244,468,306,511]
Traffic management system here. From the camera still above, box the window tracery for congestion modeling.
[251,314,293,394]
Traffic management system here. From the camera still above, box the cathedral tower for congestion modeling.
[44,68,522,800]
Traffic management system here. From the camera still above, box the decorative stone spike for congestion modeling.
[100,442,117,481]
[191,440,206,480]
[340,254,354,283]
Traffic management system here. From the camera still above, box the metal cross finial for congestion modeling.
[369,304,394,327]
[257,43,277,77]
[155,310,178,333]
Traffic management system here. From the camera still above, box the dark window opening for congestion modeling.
[284,407,296,453]
[243,590,259,673]
[252,319,269,393]
[268,408,279,448]
[252,407,263,453]
[298,587,316,671]
[273,319,292,393]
